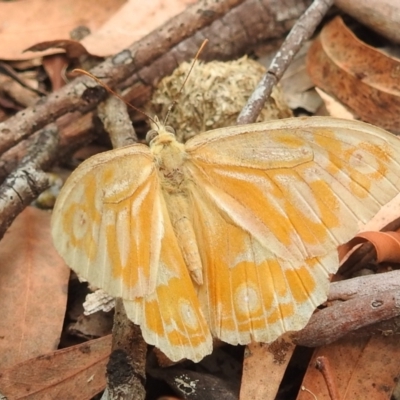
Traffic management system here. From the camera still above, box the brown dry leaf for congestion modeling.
[335,0,400,45]
[81,0,196,57]
[42,54,69,91]
[339,231,400,264]
[307,16,400,134]
[68,311,113,339]
[0,0,126,60]
[357,191,400,233]
[0,0,195,60]
[239,339,295,400]
[0,206,70,369]
[297,335,400,400]
[0,335,111,399]
[26,40,89,59]
[315,87,355,119]
[338,191,400,268]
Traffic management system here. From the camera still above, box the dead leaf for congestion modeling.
[297,335,400,400]
[338,191,400,272]
[0,0,126,60]
[25,40,89,59]
[307,16,400,134]
[68,311,113,339]
[340,231,400,264]
[315,87,355,120]
[42,54,69,91]
[0,335,111,400]
[239,339,295,400]
[80,0,197,57]
[0,206,70,369]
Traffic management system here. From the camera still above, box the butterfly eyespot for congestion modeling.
[146,129,159,143]
[165,126,176,134]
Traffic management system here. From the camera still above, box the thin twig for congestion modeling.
[237,0,333,124]
[316,356,340,400]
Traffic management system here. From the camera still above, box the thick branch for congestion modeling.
[0,125,58,239]
[292,272,400,347]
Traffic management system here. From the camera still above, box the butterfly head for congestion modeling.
[146,115,177,146]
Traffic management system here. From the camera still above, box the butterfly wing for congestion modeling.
[51,144,166,298]
[184,117,400,344]
[51,144,212,361]
[123,193,212,362]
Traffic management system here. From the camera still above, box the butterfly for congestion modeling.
[51,116,400,362]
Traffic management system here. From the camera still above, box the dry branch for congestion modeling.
[292,272,400,347]
[0,125,58,239]
[103,300,147,400]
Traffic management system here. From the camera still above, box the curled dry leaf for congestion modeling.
[340,231,400,264]
[307,16,400,134]
[338,191,400,273]
[25,40,89,59]
[335,0,400,45]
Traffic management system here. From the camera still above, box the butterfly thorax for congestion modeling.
[150,130,188,195]
[149,126,203,285]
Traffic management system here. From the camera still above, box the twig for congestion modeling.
[292,288,400,347]
[102,300,147,400]
[97,97,146,400]
[0,125,58,239]
[237,0,333,124]
[328,270,400,301]
[316,356,340,400]
[97,96,138,148]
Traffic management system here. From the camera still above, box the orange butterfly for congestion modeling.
[51,116,400,362]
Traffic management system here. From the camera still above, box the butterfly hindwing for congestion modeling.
[123,194,212,362]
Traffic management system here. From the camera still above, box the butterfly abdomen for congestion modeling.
[149,133,204,286]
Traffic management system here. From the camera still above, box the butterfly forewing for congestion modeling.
[184,117,400,344]
[51,145,163,298]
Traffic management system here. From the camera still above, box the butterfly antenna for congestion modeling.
[163,39,209,125]
[73,69,159,129]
